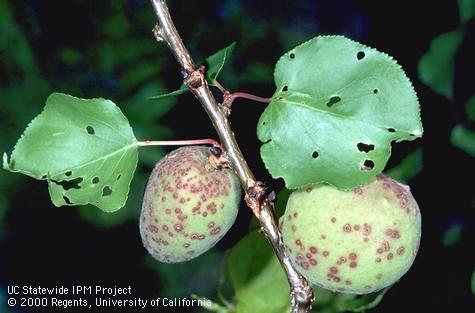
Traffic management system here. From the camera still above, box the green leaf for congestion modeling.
[451,125,475,156]
[145,250,224,298]
[459,0,475,23]
[465,93,475,122]
[418,30,465,99]
[385,149,423,183]
[206,42,236,84]
[471,269,475,296]
[150,42,236,100]
[149,84,189,100]
[442,224,463,246]
[226,232,290,313]
[337,287,390,312]
[258,36,422,189]
[3,93,138,212]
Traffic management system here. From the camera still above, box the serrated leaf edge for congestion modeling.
[272,35,423,137]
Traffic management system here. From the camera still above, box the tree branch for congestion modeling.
[148,1,314,312]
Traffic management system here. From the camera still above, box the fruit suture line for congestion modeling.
[148,0,314,312]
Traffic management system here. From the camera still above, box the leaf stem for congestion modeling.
[228,92,271,104]
[136,139,219,147]
[215,80,271,108]
[148,1,314,312]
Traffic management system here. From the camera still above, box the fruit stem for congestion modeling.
[136,139,219,147]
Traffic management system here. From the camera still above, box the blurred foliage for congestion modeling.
[451,125,475,156]
[418,29,464,99]
[442,224,464,247]
[385,149,423,183]
[0,285,13,313]
[224,232,389,313]
[226,232,290,313]
[459,0,475,24]
[0,0,177,233]
[145,250,224,299]
[418,0,475,157]
[466,94,475,122]
[472,270,475,296]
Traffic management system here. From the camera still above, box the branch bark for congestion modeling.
[149,1,314,312]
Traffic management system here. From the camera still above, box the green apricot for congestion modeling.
[282,174,421,294]
[140,146,241,263]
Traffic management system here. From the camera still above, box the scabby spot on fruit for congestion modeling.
[342,224,352,232]
[139,146,241,263]
[353,187,364,195]
[385,228,401,239]
[397,246,406,255]
[282,174,421,294]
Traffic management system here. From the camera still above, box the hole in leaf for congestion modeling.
[262,121,266,126]
[326,96,341,107]
[362,160,375,171]
[357,51,365,60]
[92,177,100,184]
[102,186,112,196]
[357,142,375,153]
[312,151,319,159]
[388,128,396,133]
[65,171,72,177]
[54,177,83,190]
[41,174,47,179]
[373,89,378,94]
[409,133,416,137]
[289,53,295,59]
[282,85,288,92]
[63,196,72,205]
[117,175,121,181]
[86,126,95,135]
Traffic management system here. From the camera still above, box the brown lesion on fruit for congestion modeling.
[336,256,347,265]
[353,187,364,195]
[397,246,406,255]
[385,228,401,239]
[342,224,352,232]
[210,227,221,235]
[295,239,305,251]
[327,267,341,282]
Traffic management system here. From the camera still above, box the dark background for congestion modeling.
[1,0,474,312]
